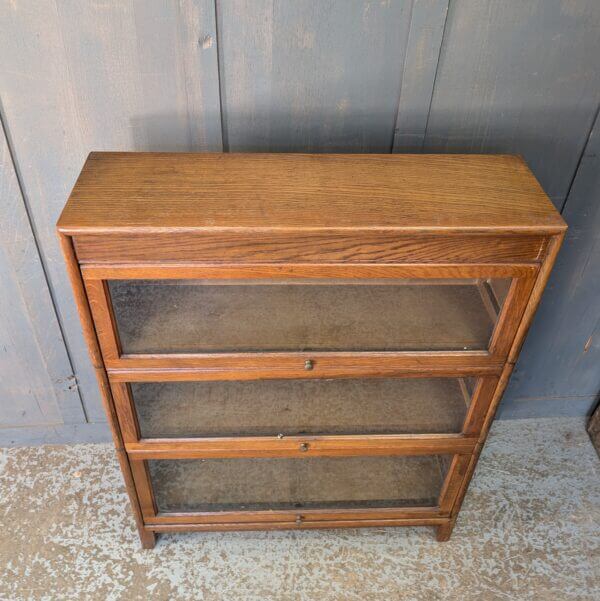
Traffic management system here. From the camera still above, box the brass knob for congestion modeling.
[296,515,303,525]
[299,442,309,452]
[304,359,314,371]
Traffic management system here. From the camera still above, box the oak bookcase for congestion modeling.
[57,152,566,548]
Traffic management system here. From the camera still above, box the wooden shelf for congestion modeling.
[131,378,470,438]
[57,153,565,234]
[148,455,449,513]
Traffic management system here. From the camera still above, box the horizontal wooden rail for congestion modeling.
[81,262,537,280]
[147,517,449,532]
[107,356,503,379]
[125,434,477,459]
[145,506,444,525]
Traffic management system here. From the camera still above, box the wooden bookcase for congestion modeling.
[57,153,566,548]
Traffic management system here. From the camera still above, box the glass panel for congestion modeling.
[148,455,450,512]
[108,278,511,354]
[132,377,472,438]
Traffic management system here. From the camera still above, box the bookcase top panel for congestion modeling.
[58,152,565,234]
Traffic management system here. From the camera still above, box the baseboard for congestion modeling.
[497,396,598,420]
[0,421,111,446]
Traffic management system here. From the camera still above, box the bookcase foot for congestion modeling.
[436,522,454,542]
[139,527,156,549]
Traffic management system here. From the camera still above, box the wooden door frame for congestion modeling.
[81,262,538,373]
[128,451,471,528]
[109,374,497,457]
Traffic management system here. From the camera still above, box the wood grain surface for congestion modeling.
[73,231,548,264]
[58,153,565,234]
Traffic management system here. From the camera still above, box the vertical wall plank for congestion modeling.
[0,0,222,422]
[0,119,84,427]
[217,0,412,152]
[423,0,600,208]
[501,109,600,418]
[1,0,599,434]
[392,0,449,153]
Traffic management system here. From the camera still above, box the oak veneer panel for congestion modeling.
[57,153,565,234]
[148,455,448,512]
[131,378,469,438]
[73,232,547,264]
[108,280,501,354]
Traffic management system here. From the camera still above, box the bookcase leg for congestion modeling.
[139,527,156,549]
[436,521,454,542]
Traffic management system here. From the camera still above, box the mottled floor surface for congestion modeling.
[1,417,598,601]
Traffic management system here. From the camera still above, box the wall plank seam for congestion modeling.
[392,0,450,153]
[0,103,86,426]
[389,0,417,153]
[559,102,600,215]
[418,0,451,151]
[213,0,228,152]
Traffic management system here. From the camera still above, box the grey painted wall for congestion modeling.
[0,0,598,444]
[499,110,600,419]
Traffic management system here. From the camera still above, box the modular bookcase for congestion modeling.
[57,153,566,548]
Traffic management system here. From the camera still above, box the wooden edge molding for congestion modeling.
[124,434,477,460]
[145,506,443,525]
[508,232,566,363]
[146,517,449,533]
[105,360,503,380]
[80,262,538,280]
[57,232,156,548]
[441,232,567,537]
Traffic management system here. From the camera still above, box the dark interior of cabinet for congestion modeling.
[148,454,451,512]
[109,279,510,354]
[131,377,472,438]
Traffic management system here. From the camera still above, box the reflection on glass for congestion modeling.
[109,278,511,354]
[132,377,472,438]
[149,455,450,512]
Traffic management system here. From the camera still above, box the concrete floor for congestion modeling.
[0,417,598,600]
